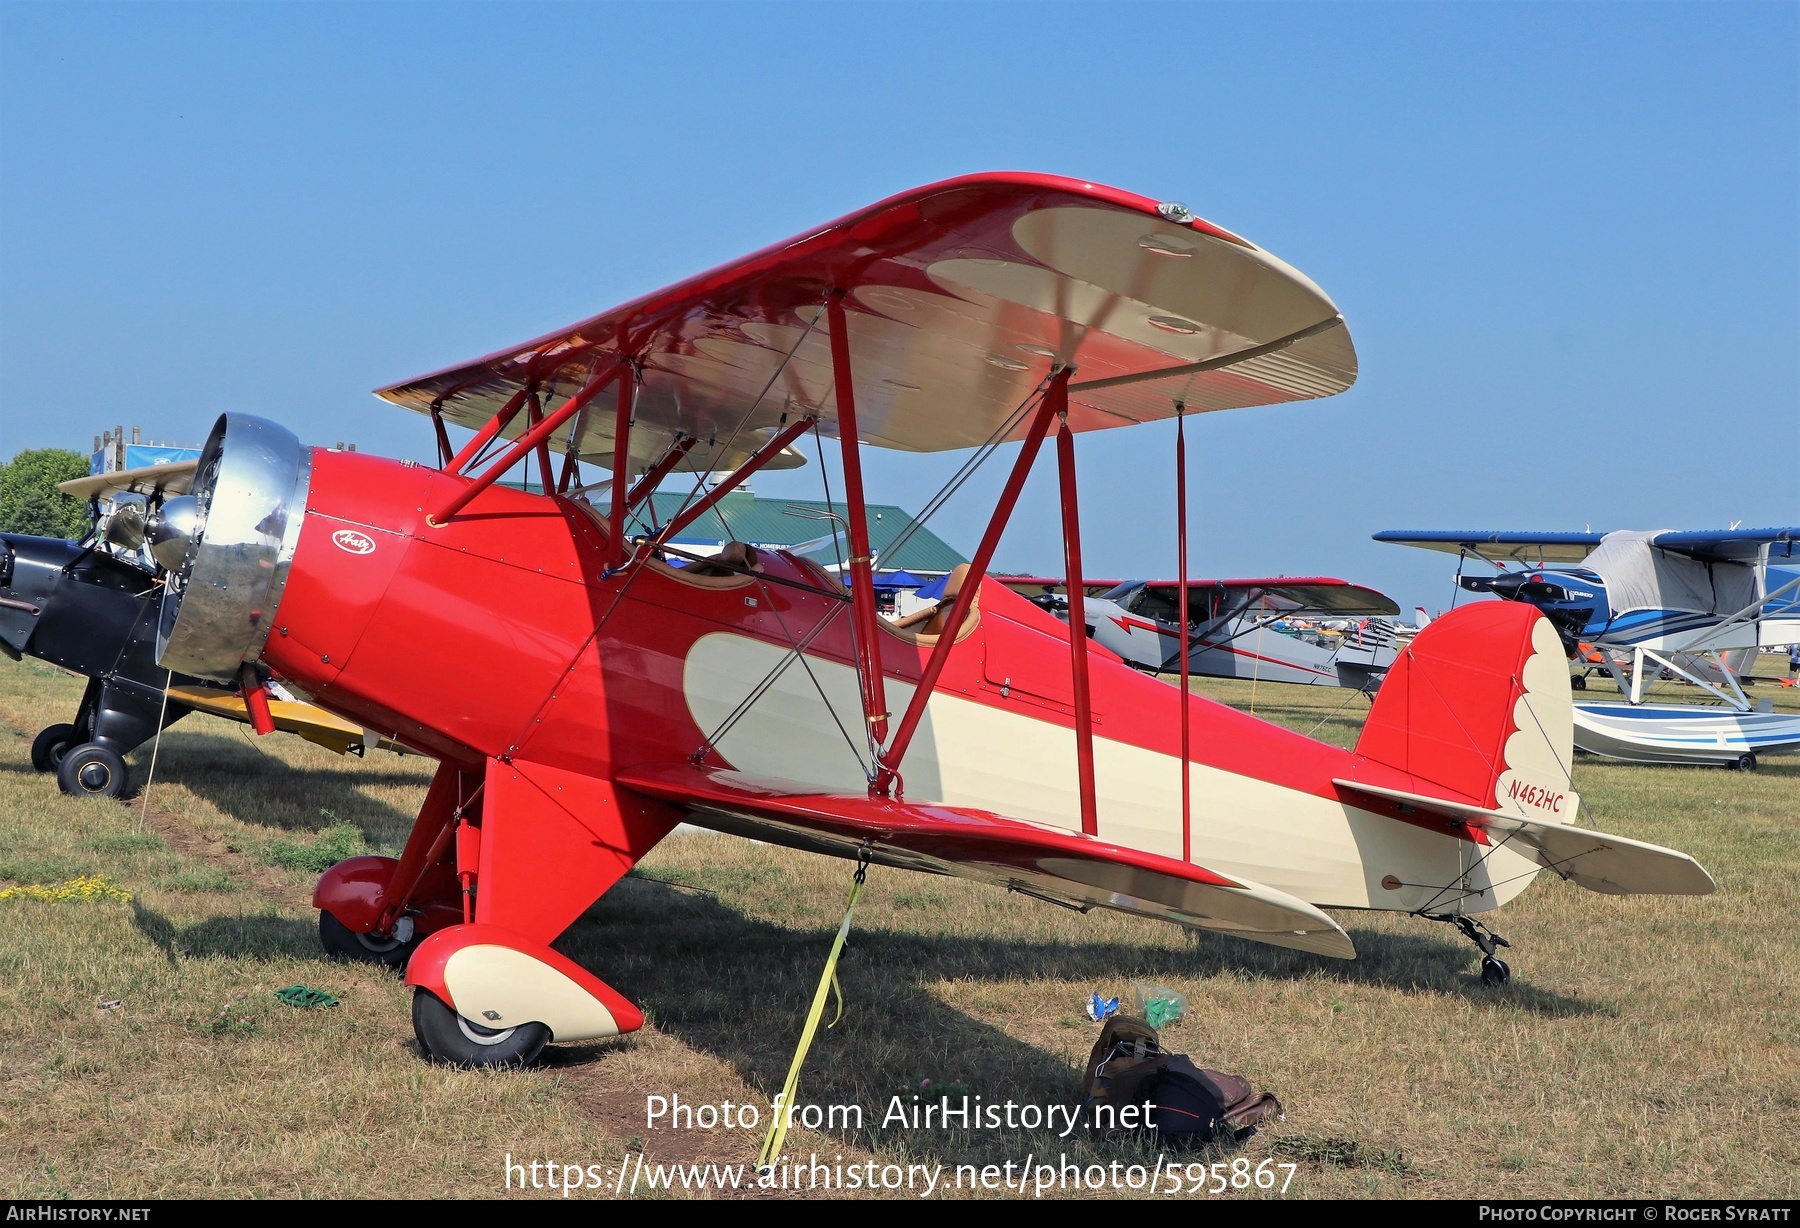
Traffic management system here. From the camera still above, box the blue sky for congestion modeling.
[2,1,1794,611]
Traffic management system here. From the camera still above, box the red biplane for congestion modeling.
[146,173,1713,1065]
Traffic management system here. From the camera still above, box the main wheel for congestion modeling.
[1570,674,1587,691]
[319,909,416,970]
[1732,752,1758,773]
[411,988,550,1068]
[55,743,129,798]
[1480,956,1511,987]
[30,723,78,773]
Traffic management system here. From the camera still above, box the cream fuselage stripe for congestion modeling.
[680,633,1540,914]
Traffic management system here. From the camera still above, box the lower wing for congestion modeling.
[616,763,1355,958]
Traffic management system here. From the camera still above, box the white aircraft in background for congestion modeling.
[992,575,1403,691]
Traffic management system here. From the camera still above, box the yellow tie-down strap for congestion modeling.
[757,855,868,1171]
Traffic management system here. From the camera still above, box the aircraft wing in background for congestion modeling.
[1372,530,1604,567]
[1375,527,1799,569]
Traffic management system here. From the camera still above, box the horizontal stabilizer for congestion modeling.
[1334,779,1715,897]
[618,764,1354,958]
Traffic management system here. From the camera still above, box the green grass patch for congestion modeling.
[255,819,366,874]
[89,832,167,855]
[1269,1135,1419,1174]
[0,858,88,885]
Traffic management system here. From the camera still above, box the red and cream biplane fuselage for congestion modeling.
[147,174,1713,1065]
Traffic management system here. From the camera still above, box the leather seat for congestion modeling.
[890,564,975,639]
[683,541,761,578]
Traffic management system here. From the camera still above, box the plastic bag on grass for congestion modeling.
[1130,982,1187,1028]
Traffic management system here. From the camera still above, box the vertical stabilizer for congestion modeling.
[1355,603,1576,823]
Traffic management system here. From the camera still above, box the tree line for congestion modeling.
[0,449,91,540]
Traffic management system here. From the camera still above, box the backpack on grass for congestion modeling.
[1081,1015,1285,1145]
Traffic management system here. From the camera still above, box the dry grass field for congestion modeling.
[0,651,1794,1199]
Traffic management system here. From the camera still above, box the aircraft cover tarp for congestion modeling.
[1583,530,1760,617]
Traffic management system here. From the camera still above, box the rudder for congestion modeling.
[1356,603,1576,823]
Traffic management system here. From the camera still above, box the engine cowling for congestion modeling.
[155,413,312,682]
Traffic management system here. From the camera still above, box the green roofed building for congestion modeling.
[621,487,967,577]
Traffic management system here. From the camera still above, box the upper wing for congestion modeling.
[998,576,1396,616]
[376,173,1357,473]
[992,576,1125,597]
[1373,530,1606,566]
[1144,577,1400,616]
[1648,527,1800,564]
[617,763,1354,958]
[57,461,197,501]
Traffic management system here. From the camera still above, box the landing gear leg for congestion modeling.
[397,757,680,1067]
[1425,912,1512,986]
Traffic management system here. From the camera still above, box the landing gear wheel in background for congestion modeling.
[55,743,128,798]
[411,988,550,1068]
[1480,956,1511,987]
[1570,674,1586,691]
[1732,753,1758,773]
[319,909,416,970]
[31,723,78,773]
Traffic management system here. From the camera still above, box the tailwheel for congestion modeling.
[411,988,550,1068]
[1424,911,1514,988]
[55,743,129,798]
[319,910,417,970]
[30,723,78,773]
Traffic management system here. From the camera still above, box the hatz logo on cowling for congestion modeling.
[332,529,377,555]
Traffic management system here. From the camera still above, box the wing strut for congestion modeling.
[625,435,696,515]
[446,385,531,474]
[828,292,891,752]
[1176,404,1191,861]
[430,403,453,469]
[606,367,636,569]
[656,415,817,544]
[430,359,626,524]
[875,368,1069,796]
[526,391,556,493]
[1055,404,1099,836]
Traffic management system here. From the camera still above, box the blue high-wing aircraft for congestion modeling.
[1375,527,1799,656]
[1376,528,1800,769]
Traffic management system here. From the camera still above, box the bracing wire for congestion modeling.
[693,604,851,762]
[807,415,879,763]
[752,573,871,778]
[811,419,847,577]
[1300,682,1374,741]
[878,380,1049,564]
[664,309,825,531]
